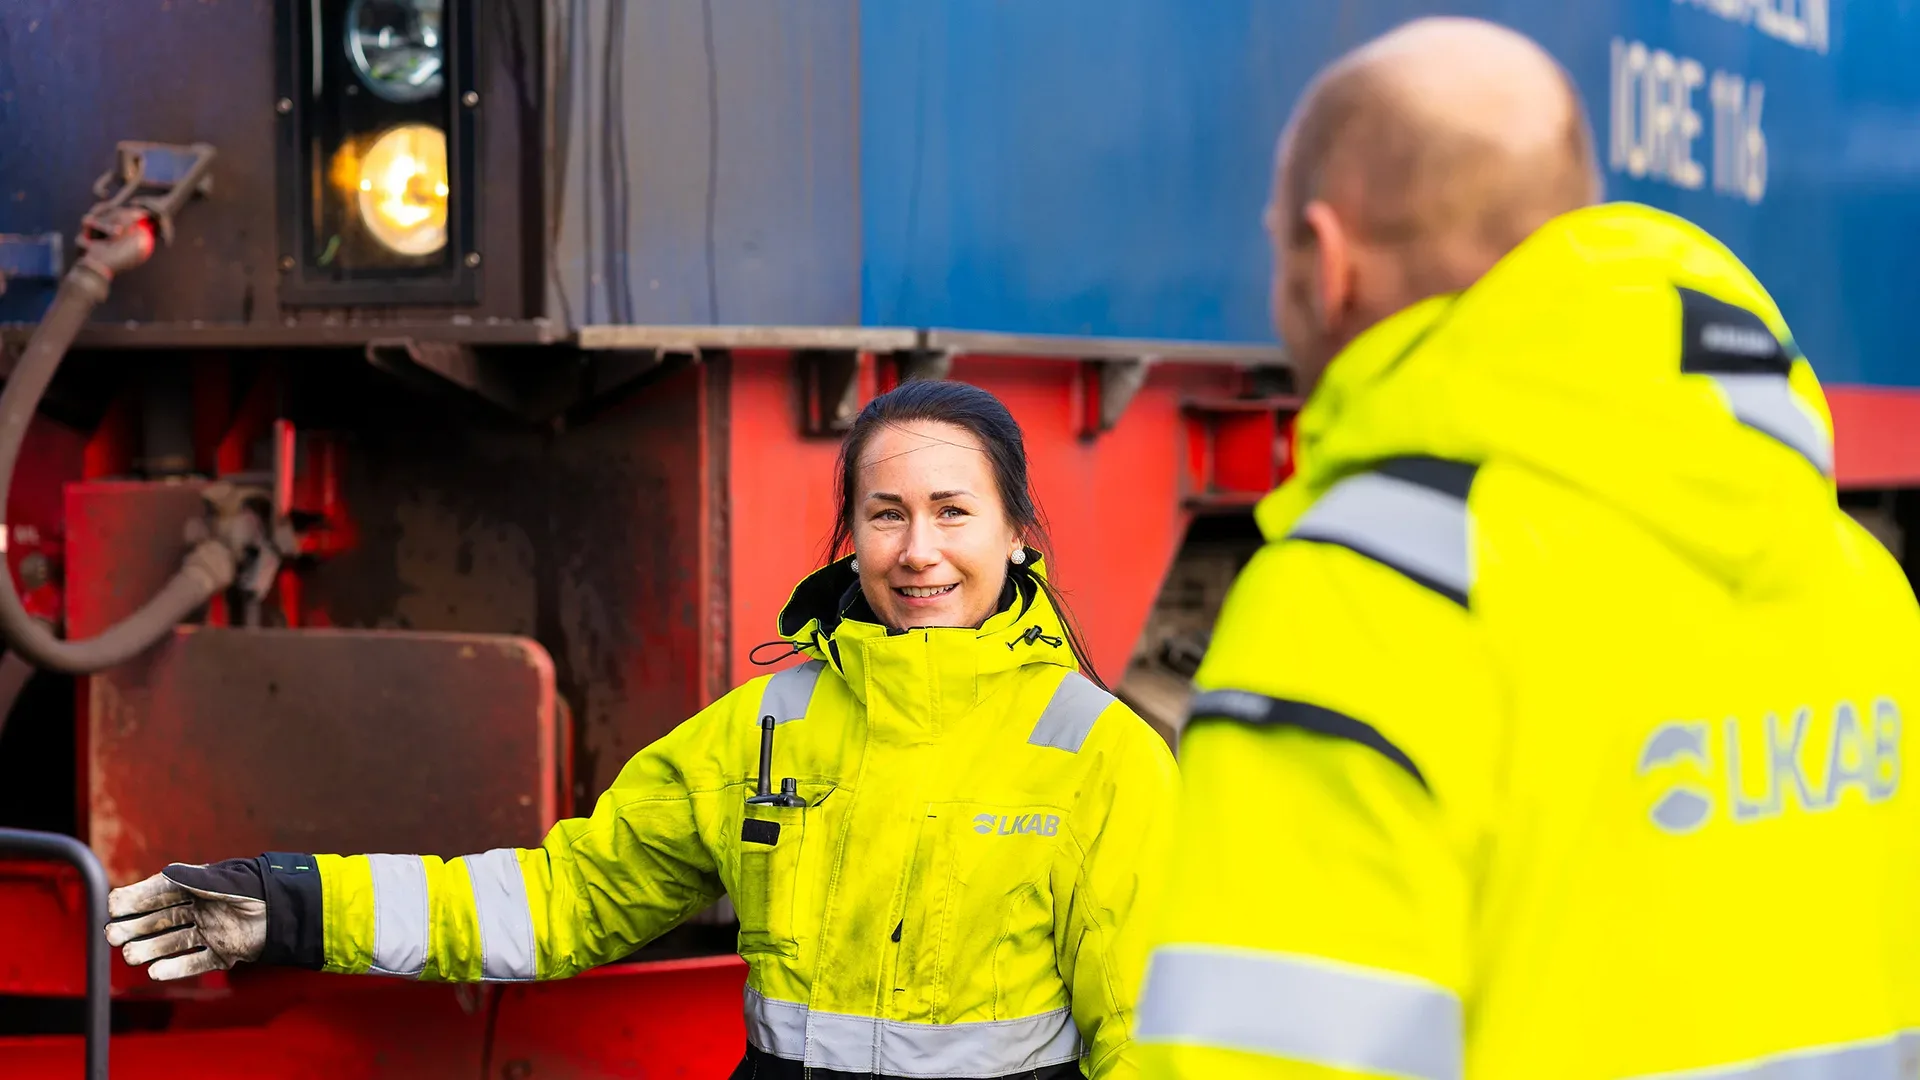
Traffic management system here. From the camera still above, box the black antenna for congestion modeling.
[746,714,804,807]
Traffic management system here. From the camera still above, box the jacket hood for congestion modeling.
[1260,202,1839,598]
[773,554,1079,710]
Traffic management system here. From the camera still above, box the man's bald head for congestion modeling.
[1280,17,1600,289]
[1269,18,1601,390]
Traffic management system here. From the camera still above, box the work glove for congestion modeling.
[105,859,270,980]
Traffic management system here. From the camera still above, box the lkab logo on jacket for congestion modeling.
[973,812,1061,836]
[1639,699,1902,834]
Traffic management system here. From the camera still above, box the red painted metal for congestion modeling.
[288,433,356,560]
[193,355,234,475]
[216,369,279,478]
[0,861,92,997]
[0,957,749,1079]
[1829,385,1920,489]
[487,956,750,1078]
[64,480,211,639]
[4,415,87,632]
[724,352,845,688]
[1180,396,1300,510]
[81,393,137,482]
[272,427,357,628]
[980,356,1238,678]
[272,418,296,516]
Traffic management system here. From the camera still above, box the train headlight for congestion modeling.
[356,124,449,255]
[275,0,474,305]
[346,0,445,104]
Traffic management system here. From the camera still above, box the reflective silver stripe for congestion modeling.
[1289,471,1471,603]
[1710,373,1834,475]
[760,659,825,725]
[1187,688,1272,725]
[1028,672,1113,752]
[366,853,428,978]
[1633,1030,1920,1079]
[744,987,1082,1077]
[1137,945,1461,1080]
[1186,689,1429,789]
[466,848,536,981]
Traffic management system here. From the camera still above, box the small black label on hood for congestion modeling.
[1677,286,1790,375]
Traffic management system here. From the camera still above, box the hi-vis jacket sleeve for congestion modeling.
[312,693,739,982]
[1058,709,1182,1079]
[1137,537,1506,1080]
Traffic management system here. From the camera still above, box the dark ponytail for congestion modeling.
[825,380,1105,688]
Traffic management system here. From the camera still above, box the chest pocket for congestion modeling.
[733,780,836,959]
[892,801,1065,1021]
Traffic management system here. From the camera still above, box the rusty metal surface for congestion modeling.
[88,626,556,886]
[290,357,710,811]
[0,320,568,351]
[926,328,1290,367]
[576,324,915,353]
[64,480,210,639]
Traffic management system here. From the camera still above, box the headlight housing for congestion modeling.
[275,0,475,305]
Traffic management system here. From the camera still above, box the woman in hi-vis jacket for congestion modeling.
[105,379,1180,1080]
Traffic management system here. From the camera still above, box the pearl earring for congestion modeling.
[849,557,860,572]
[1010,547,1026,566]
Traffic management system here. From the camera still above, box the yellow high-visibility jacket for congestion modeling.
[312,558,1178,1079]
[1138,203,1920,1079]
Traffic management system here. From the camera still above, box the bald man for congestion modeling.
[1137,16,1920,1080]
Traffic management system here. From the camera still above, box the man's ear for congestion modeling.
[1301,200,1352,332]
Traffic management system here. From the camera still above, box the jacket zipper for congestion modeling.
[888,856,914,992]
[886,810,933,994]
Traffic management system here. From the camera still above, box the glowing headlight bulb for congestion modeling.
[355,124,449,256]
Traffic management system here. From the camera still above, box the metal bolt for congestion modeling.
[279,255,295,271]
[19,553,50,591]
[275,97,293,115]
[462,90,480,107]
[464,252,482,268]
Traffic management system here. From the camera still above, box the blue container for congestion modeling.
[857,0,1916,390]
[3,0,1915,394]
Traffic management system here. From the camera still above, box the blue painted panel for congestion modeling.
[3,0,1915,388]
[859,0,1920,387]
[860,1,1298,343]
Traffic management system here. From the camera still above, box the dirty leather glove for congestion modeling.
[104,854,323,981]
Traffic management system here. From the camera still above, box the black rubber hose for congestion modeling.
[0,259,235,675]
[0,827,111,1080]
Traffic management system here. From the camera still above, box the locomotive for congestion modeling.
[0,1,1912,1075]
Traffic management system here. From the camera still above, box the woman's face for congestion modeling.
[851,419,1022,631]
